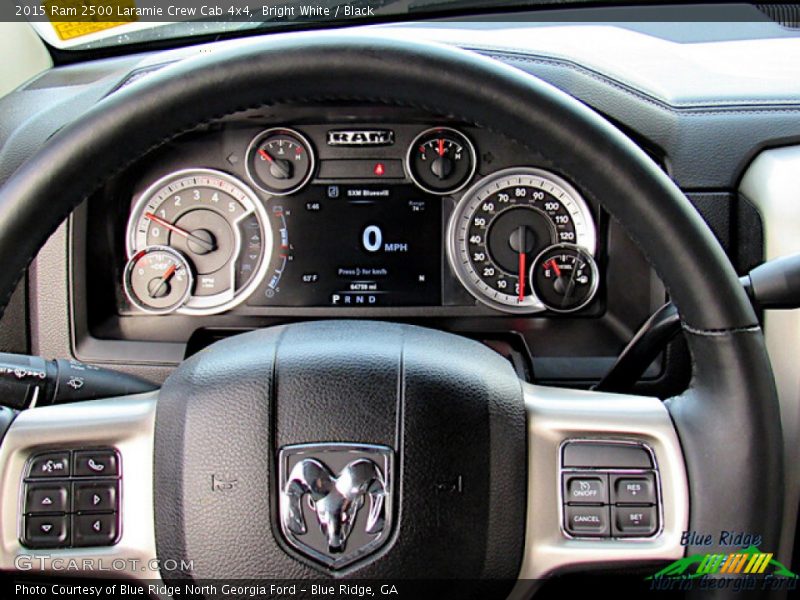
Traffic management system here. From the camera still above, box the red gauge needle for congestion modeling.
[437,138,445,157]
[545,258,562,278]
[257,148,274,163]
[257,147,291,178]
[144,213,215,252]
[518,251,527,302]
[150,264,177,298]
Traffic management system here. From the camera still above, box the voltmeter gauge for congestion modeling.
[124,245,193,314]
[406,127,476,195]
[531,244,599,313]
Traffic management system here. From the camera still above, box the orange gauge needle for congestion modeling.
[150,264,177,298]
[518,251,527,302]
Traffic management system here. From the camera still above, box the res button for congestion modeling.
[612,474,656,505]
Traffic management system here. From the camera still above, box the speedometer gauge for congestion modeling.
[126,169,272,315]
[447,167,596,313]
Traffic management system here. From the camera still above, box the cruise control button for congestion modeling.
[612,474,656,504]
[27,452,70,478]
[73,451,118,477]
[564,505,610,537]
[564,473,608,504]
[24,515,69,548]
[73,481,118,513]
[613,505,658,537]
[72,513,118,547]
[26,483,69,513]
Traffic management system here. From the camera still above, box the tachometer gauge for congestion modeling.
[126,169,272,315]
[245,128,315,195]
[123,246,192,315]
[447,167,596,313]
[407,127,476,195]
[531,244,599,313]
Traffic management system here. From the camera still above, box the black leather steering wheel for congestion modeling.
[0,34,783,595]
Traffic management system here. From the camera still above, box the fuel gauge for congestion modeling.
[531,244,599,313]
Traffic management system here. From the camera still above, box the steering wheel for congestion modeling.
[0,35,783,596]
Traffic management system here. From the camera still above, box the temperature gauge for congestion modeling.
[123,245,193,314]
[246,128,315,195]
[531,244,599,313]
[407,127,476,195]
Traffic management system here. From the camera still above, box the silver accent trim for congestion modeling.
[0,393,159,580]
[405,126,477,196]
[740,145,800,566]
[558,439,664,541]
[126,168,273,316]
[519,383,688,580]
[446,167,597,314]
[245,127,316,196]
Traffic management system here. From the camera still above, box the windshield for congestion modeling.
[13,0,642,49]
[13,0,789,50]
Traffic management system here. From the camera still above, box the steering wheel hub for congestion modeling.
[154,321,526,583]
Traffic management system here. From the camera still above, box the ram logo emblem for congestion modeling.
[326,130,394,146]
[277,443,394,569]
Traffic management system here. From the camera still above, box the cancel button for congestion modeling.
[565,474,608,504]
[565,505,610,537]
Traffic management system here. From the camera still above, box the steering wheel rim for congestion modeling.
[0,33,783,590]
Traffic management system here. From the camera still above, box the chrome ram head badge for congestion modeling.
[278,443,394,569]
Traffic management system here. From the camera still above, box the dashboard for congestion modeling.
[73,104,673,385]
[116,118,598,317]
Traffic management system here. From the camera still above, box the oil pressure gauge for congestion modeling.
[531,244,599,313]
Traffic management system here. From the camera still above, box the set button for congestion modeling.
[613,505,658,537]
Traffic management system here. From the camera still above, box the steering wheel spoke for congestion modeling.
[0,393,158,580]
[519,383,688,580]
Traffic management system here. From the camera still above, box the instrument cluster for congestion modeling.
[121,123,600,317]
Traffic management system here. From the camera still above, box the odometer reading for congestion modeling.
[447,168,596,313]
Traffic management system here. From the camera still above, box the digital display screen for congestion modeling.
[250,185,441,307]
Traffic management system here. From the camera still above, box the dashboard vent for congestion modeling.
[757,3,800,28]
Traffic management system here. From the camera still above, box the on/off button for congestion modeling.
[564,473,608,504]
